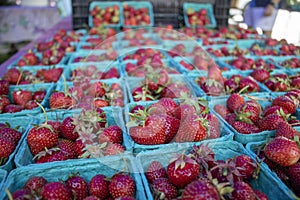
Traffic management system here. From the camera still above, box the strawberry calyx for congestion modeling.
[79,142,106,158]
[127,107,149,127]
[169,152,197,171]
[33,147,60,160]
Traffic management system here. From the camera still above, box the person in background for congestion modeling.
[244,0,286,36]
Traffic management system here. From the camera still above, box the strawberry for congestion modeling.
[83,196,100,200]
[275,121,300,139]
[89,174,110,199]
[24,176,47,194]
[27,125,59,155]
[232,181,255,200]
[98,125,123,144]
[25,100,38,110]
[213,104,229,118]
[0,127,22,144]
[175,114,207,143]
[201,79,224,96]
[58,139,76,159]
[0,96,10,113]
[129,115,166,145]
[3,68,21,84]
[93,98,109,108]
[151,178,177,199]
[272,96,297,114]
[148,98,177,117]
[145,69,169,91]
[257,114,285,131]
[146,161,167,184]
[263,106,288,117]
[3,104,23,113]
[181,179,220,200]
[0,80,9,95]
[12,189,33,200]
[238,77,260,93]
[235,101,261,124]
[104,143,125,156]
[0,137,15,162]
[65,175,89,200]
[13,90,32,107]
[173,104,196,120]
[109,173,136,198]
[88,82,107,97]
[161,115,180,143]
[167,154,200,188]
[35,148,68,163]
[33,90,46,102]
[250,68,270,82]
[73,139,85,157]
[61,117,78,141]
[47,121,62,134]
[227,93,245,112]
[42,68,63,82]
[41,182,72,200]
[287,163,300,195]
[103,67,120,79]
[254,190,269,200]
[232,121,260,134]
[96,108,107,128]
[265,136,300,166]
[49,92,75,109]
[234,155,256,180]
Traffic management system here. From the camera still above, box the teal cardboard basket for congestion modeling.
[124,99,234,153]
[137,140,294,200]
[88,1,122,29]
[246,141,298,200]
[122,1,154,28]
[2,155,147,200]
[0,169,7,197]
[209,93,284,144]
[0,117,31,172]
[183,2,217,29]
[0,83,54,118]
[14,107,132,168]
[68,50,119,64]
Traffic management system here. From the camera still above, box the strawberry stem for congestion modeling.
[16,70,23,86]
[238,85,249,94]
[36,102,48,124]
[5,189,13,200]
[61,74,68,95]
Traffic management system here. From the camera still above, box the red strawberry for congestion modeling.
[73,139,85,157]
[89,174,110,199]
[234,155,256,180]
[287,163,300,194]
[65,175,89,200]
[25,100,39,110]
[109,173,136,198]
[235,101,261,124]
[173,104,197,120]
[3,104,23,113]
[47,121,62,134]
[12,189,33,200]
[83,196,100,200]
[13,90,32,107]
[24,176,47,194]
[167,154,200,188]
[49,92,75,109]
[88,82,107,97]
[35,149,68,163]
[175,114,207,143]
[27,126,59,155]
[181,179,220,200]
[104,67,120,79]
[94,98,109,108]
[41,182,72,200]
[201,79,224,96]
[3,68,21,84]
[104,143,125,156]
[263,106,289,117]
[157,98,178,117]
[265,136,300,166]
[213,104,229,118]
[232,181,255,200]
[257,114,285,131]
[275,121,300,139]
[227,93,245,112]
[33,90,46,102]
[42,68,63,82]
[232,121,260,134]
[61,117,78,141]
[146,161,167,184]
[0,80,9,95]
[0,137,15,161]
[129,115,166,145]
[250,68,270,82]
[145,69,169,91]
[238,77,260,93]
[96,108,107,128]
[272,96,297,114]
[151,178,177,199]
[0,96,10,113]
[0,127,22,144]
[98,125,123,144]
[58,139,76,159]
[254,190,269,200]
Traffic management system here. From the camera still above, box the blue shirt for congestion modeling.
[250,0,271,7]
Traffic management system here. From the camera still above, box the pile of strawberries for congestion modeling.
[145,143,267,199]
[26,108,125,164]
[0,123,22,166]
[123,4,151,26]
[3,67,63,85]
[255,123,300,196]
[69,65,120,81]
[206,46,250,57]
[229,56,276,71]
[0,85,46,114]
[214,91,300,134]
[49,81,124,110]
[72,51,118,63]
[128,97,221,145]
[122,48,165,61]
[90,5,120,26]
[10,172,136,199]
[279,57,300,69]
[250,70,300,92]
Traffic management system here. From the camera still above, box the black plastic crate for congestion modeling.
[214,0,230,27]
